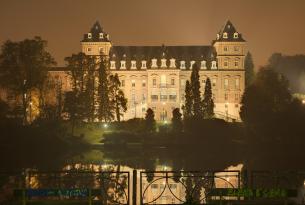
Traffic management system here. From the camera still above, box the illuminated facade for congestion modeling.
[7,20,245,122]
[72,20,246,121]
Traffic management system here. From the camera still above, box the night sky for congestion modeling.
[1,0,305,68]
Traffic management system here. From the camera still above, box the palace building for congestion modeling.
[1,20,246,122]
[48,20,246,122]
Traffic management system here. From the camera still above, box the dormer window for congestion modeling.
[190,60,195,69]
[88,33,92,39]
[180,61,186,69]
[223,32,228,39]
[216,34,220,40]
[106,34,110,40]
[131,60,137,69]
[141,60,147,69]
[151,59,158,68]
[211,61,217,69]
[234,32,239,39]
[161,58,167,68]
[201,60,207,69]
[170,58,176,68]
[110,61,116,69]
[99,33,104,39]
[120,61,126,69]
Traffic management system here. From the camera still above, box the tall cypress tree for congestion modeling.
[202,78,215,119]
[245,52,255,87]
[190,64,203,119]
[98,57,113,122]
[183,80,193,120]
[109,74,127,122]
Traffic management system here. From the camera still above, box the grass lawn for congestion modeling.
[63,122,107,144]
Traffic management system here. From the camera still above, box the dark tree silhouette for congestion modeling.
[109,74,127,122]
[172,108,183,132]
[98,57,113,122]
[202,78,214,119]
[190,64,203,119]
[183,80,193,120]
[245,52,255,87]
[145,108,155,133]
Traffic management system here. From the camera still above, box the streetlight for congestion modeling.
[103,123,108,129]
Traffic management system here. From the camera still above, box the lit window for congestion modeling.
[151,95,158,102]
[151,59,158,68]
[142,80,146,87]
[120,61,126,69]
[235,94,239,101]
[131,80,135,87]
[169,95,176,102]
[121,80,125,87]
[201,61,206,69]
[224,79,229,89]
[190,60,195,69]
[99,33,104,39]
[110,61,116,69]
[234,58,239,67]
[141,60,147,69]
[212,79,217,87]
[161,58,167,67]
[235,78,240,89]
[180,61,186,69]
[223,32,228,39]
[225,93,228,101]
[160,95,167,102]
[170,58,176,68]
[234,32,239,39]
[153,78,156,86]
[88,33,92,39]
[131,60,137,69]
[171,78,175,86]
[224,61,228,67]
[211,61,217,69]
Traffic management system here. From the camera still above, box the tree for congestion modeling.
[190,64,203,119]
[65,52,96,122]
[172,108,183,132]
[0,37,56,124]
[183,80,193,120]
[240,66,293,131]
[245,52,255,87]
[145,108,155,133]
[98,57,113,122]
[202,78,214,119]
[109,74,127,122]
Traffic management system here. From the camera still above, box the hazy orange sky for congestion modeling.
[1,0,305,68]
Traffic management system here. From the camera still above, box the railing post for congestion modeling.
[133,170,137,205]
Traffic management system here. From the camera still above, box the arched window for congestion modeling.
[151,59,158,68]
[120,61,126,69]
[180,61,186,69]
[131,60,137,69]
[161,58,167,67]
[223,32,228,39]
[110,61,116,69]
[170,58,176,68]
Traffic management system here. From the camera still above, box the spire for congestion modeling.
[213,20,245,43]
[81,21,110,42]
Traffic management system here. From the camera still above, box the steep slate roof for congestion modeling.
[109,45,216,70]
[81,21,110,42]
[213,20,245,43]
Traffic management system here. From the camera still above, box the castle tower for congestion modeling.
[212,20,246,120]
[81,21,112,56]
[213,20,246,70]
